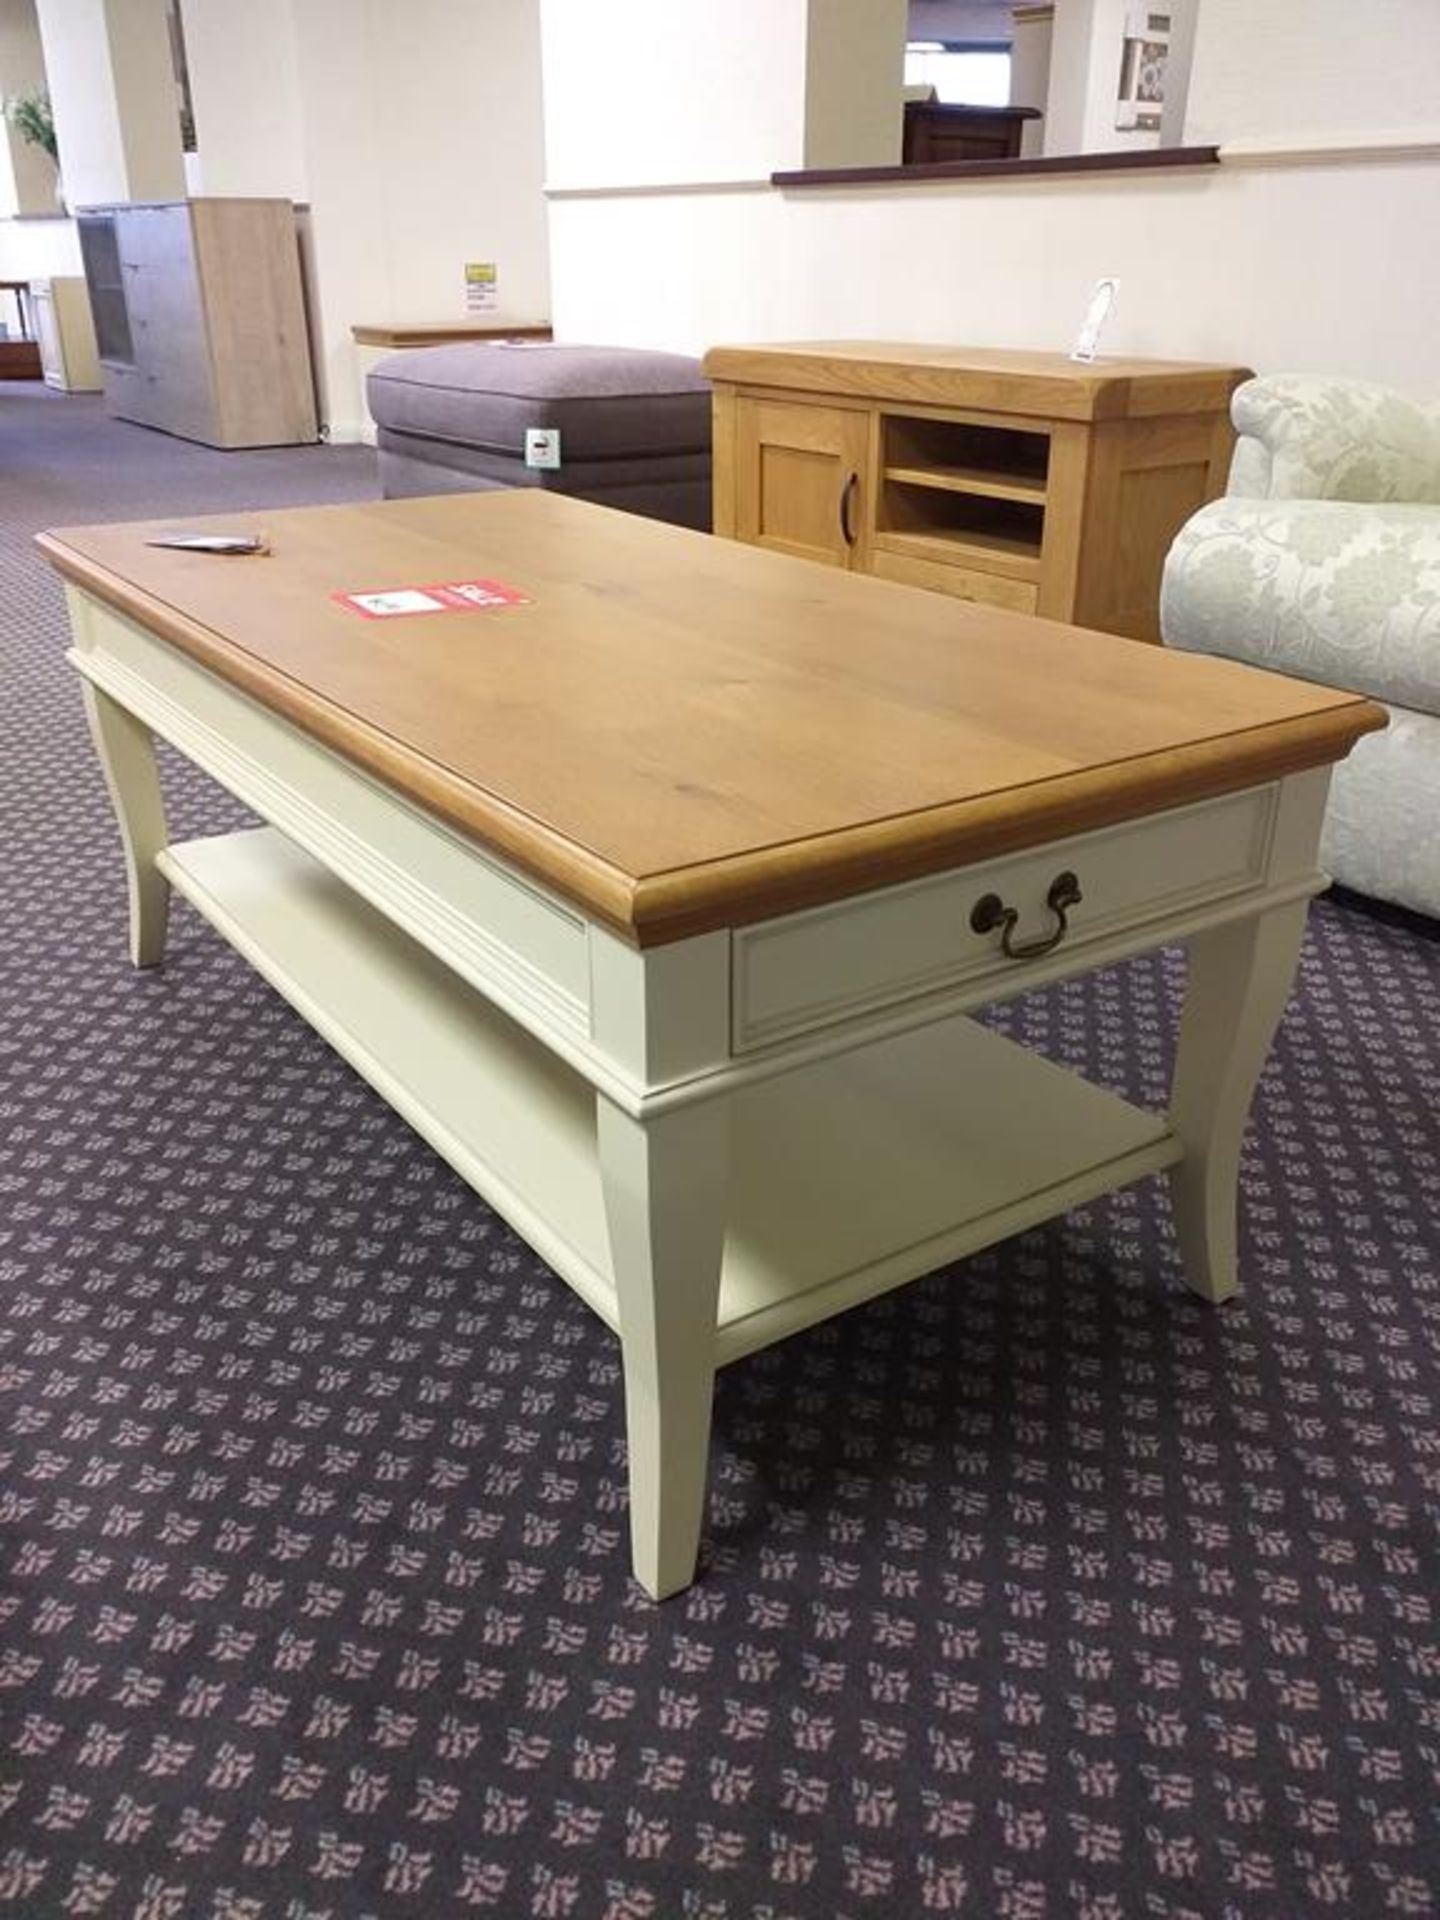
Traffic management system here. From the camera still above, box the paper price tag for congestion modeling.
[334,579,530,619]
[525,428,562,470]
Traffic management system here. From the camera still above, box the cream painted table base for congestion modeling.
[67,584,1333,1599]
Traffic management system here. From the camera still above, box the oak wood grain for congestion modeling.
[731,396,871,569]
[191,199,317,447]
[40,491,1385,945]
[701,342,1249,422]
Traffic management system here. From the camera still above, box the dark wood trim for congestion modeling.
[773,145,1221,190]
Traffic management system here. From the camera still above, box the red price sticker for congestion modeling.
[334,579,530,619]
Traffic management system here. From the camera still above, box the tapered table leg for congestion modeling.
[1168,900,1311,1303]
[598,1094,730,1600]
[81,681,170,968]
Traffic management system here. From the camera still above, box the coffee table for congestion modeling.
[41,491,1385,1598]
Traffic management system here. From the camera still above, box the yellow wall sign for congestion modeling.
[464,262,498,312]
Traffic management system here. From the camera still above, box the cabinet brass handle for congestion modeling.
[970,870,1083,960]
[839,471,859,547]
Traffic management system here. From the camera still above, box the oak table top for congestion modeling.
[39,490,1385,945]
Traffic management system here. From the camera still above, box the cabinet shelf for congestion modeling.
[879,480,1045,579]
[163,824,1177,1371]
[883,462,1048,505]
[873,526,1043,580]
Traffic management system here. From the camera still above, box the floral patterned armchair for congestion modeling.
[1160,375,1440,918]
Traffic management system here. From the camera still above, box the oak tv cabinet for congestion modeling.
[703,343,1250,642]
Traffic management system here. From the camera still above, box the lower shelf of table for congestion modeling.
[160,827,1184,1366]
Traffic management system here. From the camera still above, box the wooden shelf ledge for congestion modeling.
[352,321,552,349]
[885,462,1049,505]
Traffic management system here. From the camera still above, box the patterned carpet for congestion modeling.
[2,385,1439,1918]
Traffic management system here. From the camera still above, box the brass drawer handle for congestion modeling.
[970,870,1083,960]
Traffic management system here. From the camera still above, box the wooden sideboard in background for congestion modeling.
[703,342,1250,643]
[76,198,317,448]
[901,102,1041,164]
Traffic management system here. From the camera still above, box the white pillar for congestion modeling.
[1010,4,1054,158]
[35,0,184,207]
[803,0,907,170]
[178,0,305,200]
[0,0,56,216]
[1043,0,1099,155]
[1159,0,1199,146]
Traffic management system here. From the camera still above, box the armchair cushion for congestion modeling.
[1163,372,1440,919]
[1161,495,1440,715]
[1320,712,1440,913]
[1228,374,1440,504]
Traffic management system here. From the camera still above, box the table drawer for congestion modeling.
[732,785,1276,1052]
[869,547,1039,613]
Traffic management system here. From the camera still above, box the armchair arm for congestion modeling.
[1227,375,1440,505]
[1161,495,1440,715]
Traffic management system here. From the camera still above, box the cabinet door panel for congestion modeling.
[733,398,870,569]
[119,207,218,442]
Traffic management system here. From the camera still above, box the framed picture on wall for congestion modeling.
[1116,4,1171,131]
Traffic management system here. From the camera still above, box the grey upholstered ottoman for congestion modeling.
[367,341,712,531]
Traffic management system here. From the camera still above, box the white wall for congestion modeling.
[1186,0,1440,147]
[539,0,810,188]
[181,0,550,441]
[541,2,1440,400]
[0,209,79,276]
[545,159,1437,396]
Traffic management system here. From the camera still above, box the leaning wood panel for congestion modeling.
[191,199,317,447]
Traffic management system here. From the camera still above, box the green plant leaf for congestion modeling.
[5,88,57,163]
